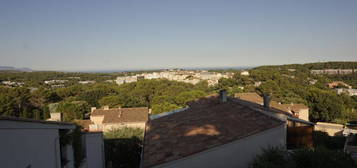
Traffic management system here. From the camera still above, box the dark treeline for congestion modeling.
[0,61,357,124]
[0,78,213,121]
[0,71,119,87]
[216,62,357,123]
[257,61,357,70]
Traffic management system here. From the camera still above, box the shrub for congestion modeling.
[104,127,144,168]
[104,127,144,139]
[250,147,356,168]
[249,147,291,168]
[105,137,142,168]
[351,134,357,146]
[291,147,356,168]
[312,131,346,150]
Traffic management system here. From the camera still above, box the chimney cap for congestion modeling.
[219,89,228,102]
[263,94,271,108]
[91,107,97,113]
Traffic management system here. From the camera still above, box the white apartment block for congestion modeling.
[116,70,233,86]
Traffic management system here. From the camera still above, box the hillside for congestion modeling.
[0,66,32,72]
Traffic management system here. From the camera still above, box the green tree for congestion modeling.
[256,80,280,96]
[306,88,343,122]
[174,90,206,106]
[104,128,143,168]
[104,127,144,139]
[98,95,122,108]
[57,101,89,121]
[250,147,356,168]
[0,94,16,116]
[0,87,36,118]
[151,102,182,114]
[78,89,108,107]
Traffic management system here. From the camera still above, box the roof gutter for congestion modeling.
[287,116,315,126]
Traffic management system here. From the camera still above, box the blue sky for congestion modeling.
[0,0,356,71]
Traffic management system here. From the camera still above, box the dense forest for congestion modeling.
[0,61,356,124]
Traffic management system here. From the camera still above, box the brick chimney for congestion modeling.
[263,94,271,108]
[219,89,227,102]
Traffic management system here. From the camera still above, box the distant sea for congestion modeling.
[77,66,255,73]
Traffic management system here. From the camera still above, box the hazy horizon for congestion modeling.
[1,0,357,71]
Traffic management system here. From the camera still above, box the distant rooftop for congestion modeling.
[91,107,149,123]
[234,92,308,114]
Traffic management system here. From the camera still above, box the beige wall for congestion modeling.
[315,122,344,136]
[48,112,62,121]
[89,122,146,132]
[103,122,146,132]
[150,124,286,168]
[89,124,104,132]
[298,109,309,121]
[91,116,104,125]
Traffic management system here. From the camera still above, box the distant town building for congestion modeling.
[67,77,81,79]
[116,76,138,85]
[44,80,68,84]
[311,69,355,75]
[142,94,286,168]
[51,84,65,88]
[309,79,318,85]
[336,88,357,96]
[282,74,295,79]
[310,70,324,74]
[254,81,262,87]
[1,81,24,87]
[115,70,233,86]
[105,80,115,83]
[327,81,352,89]
[79,80,96,84]
[240,70,250,76]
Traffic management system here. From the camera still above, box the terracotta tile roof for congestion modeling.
[234,93,308,116]
[270,102,291,113]
[91,107,149,123]
[289,104,309,112]
[234,92,263,104]
[142,96,284,167]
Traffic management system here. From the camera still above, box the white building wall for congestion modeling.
[151,124,286,168]
[82,133,105,168]
[0,129,61,168]
[315,122,344,136]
